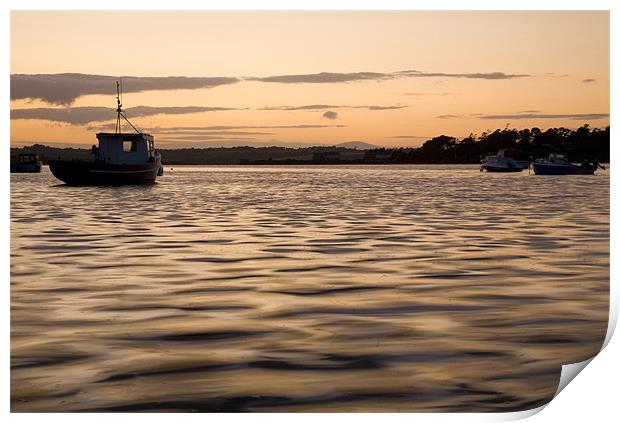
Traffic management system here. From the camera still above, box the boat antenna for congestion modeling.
[114,79,141,134]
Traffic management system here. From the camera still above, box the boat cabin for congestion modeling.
[95,133,155,165]
[17,153,40,164]
[549,153,568,162]
[539,153,570,164]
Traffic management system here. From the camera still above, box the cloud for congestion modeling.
[156,130,274,136]
[404,92,453,96]
[397,70,529,79]
[261,104,341,111]
[248,70,528,84]
[479,113,609,120]
[435,112,609,121]
[159,135,257,141]
[11,71,530,105]
[153,138,346,149]
[322,111,338,120]
[156,138,262,149]
[89,123,347,132]
[390,135,429,139]
[262,104,407,111]
[363,105,407,110]
[247,72,390,84]
[128,106,241,117]
[11,106,239,125]
[582,78,596,83]
[11,73,240,105]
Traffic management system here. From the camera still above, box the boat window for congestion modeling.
[123,140,137,152]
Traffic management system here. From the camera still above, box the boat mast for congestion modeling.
[115,81,122,134]
[114,78,141,134]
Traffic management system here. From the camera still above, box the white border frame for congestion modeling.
[3,2,617,422]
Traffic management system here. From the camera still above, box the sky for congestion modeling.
[10,11,610,148]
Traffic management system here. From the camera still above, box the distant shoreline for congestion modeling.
[10,125,610,166]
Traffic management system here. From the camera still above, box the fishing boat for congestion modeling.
[11,153,42,173]
[480,150,524,172]
[49,82,163,185]
[532,153,603,175]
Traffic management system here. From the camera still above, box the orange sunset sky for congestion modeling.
[10,11,610,148]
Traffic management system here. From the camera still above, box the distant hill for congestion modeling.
[335,141,380,150]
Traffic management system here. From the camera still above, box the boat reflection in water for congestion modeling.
[48,81,163,185]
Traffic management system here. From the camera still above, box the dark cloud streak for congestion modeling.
[89,123,347,131]
[158,135,257,141]
[260,104,340,111]
[11,70,531,105]
[11,73,240,105]
[247,71,390,84]
[479,113,609,120]
[404,92,453,96]
[11,106,239,125]
[436,112,609,120]
[363,105,407,110]
[262,104,407,111]
[155,130,274,136]
[390,135,429,139]
[397,70,528,79]
[248,70,528,84]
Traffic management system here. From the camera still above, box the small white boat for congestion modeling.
[480,150,524,172]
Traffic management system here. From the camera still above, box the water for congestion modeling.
[11,165,609,412]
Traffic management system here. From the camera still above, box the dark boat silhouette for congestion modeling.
[11,153,42,173]
[532,153,603,175]
[49,81,163,186]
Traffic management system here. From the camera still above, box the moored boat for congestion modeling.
[11,153,42,173]
[532,153,603,175]
[480,150,524,172]
[502,148,530,170]
[49,82,162,185]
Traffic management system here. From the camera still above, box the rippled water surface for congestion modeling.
[11,165,609,412]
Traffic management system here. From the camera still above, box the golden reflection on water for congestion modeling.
[11,165,609,412]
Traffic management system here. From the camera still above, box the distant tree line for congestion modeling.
[11,125,609,165]
[392,125,609,164]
